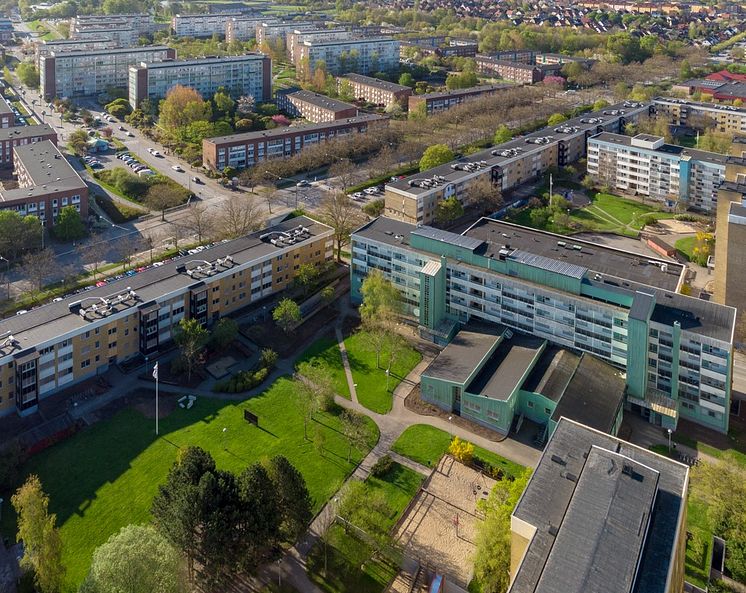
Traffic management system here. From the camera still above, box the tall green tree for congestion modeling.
[237,463,280,569]
[209,318,239,352]
[173,318,209,380]
[493,125,512,145]
[68,129,89,156]
[434,196,465,225]
[419,144,454,172]
[11,475,66,593]
[273,297,301,334]
[265,455,312,542]
[53,206,86,241]
[16,61,39,88]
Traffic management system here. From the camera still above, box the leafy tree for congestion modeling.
[472,468,532,593]
[493,125,512,145]
[11,475,65,593]
[398,72,415,88]
[273,298,301,334]
[448,436,474,464]
[359,269,400,328]
[80,524,185,593]
[237,463,281,569]
[434,196,465,224]
[159,86,212,139]
[212,88,234,118]
[419,144,454,172]
[294,262,319,295]
[340,409,368,463]
[53,206,86,241]
[68,129,89,156]
[16,61,39,88]
[321,285,335,304]
[0,211,42,259]
[547,113,568,126]
[260,348,278,369]
[363,198,385,217]
[145,184,182,221]
[209,318,238,352]
[173,318,209,380]
[265,455,312,542]
[320,191,362,261]
[592,99,610,111]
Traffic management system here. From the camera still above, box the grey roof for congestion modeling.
[466,334,545,400]
[651,290,735,342]
[139,53,265,69]
[422,323,505,384]
[656,96,746,116]
[521,346,580,402]
[204,114,386,145]
[549,353,626,434]
[0,95,11,116]
[629,291,656,322]
[301,36,396,47]
[284,89,356,113]
[591,132,728,165]
[411,226,484,252]
[510,418,689,593]
[508,250,587,280]
[0,216,331,353]
[340,73,410,93]
[50,45,171,58]
[413,84,510,102]
[0,123,55,142]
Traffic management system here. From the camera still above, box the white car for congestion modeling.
[352,192,365,199]
[171,165,184,172]
[364,187,378,195]
[152,150,162,157]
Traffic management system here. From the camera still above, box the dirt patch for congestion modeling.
[656,219,700,234]
[404,386,506,443]
[394,456,496,587]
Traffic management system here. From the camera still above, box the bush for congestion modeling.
[93,195,140,223]
[370,454,395,477]
[448,436,474,464]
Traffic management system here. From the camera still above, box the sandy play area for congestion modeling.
[394,456,496,587]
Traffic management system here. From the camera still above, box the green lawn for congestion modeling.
[307,462,423,593]
[296,336,351,399]
[344,332,422,414]
[392,424,524,477]
[675,237,696,261]
[0,378,379,593]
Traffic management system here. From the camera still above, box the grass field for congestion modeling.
[345,331,422,414]
[307,462,424,593]
[391,425,524,477]
[0,378,379,592]
[675,236,697,261]
[296,335,351,399]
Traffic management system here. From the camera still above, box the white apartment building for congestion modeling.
[172,12,242,38]
[71,13,161,37]
[35,37,117,67]
[287,28,353,61]
[128,54,271,108]
[587,133,727,213]
[40,46,175,100]
[255,21,315,46]
[225,16,274,42]
[294,37,400,76]
[70,27,138,48]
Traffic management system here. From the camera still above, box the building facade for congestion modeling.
[0,124,57,167]
[71,27,139,48]
[509,418,688,593]
[40,46,175,100]
[171,12,243,38]
[203,114,388,170]
[385,101,650,225]
[337,73,412,107]
[294,37,400,77]
[35,37,117,67]
[0,216,333,417]
[587,133,726,213]
[225,16,272,42]
[407,84,511,116]
[255,21,315,46]
[71,13,161,38]
[287,29,354,62]
[351,216,735,434]
[475,56,543,84]
[0,96,13,128]
[653,96,746,136]
[276,89,357,122]
[128,54,271,109]
[0,140,88,224]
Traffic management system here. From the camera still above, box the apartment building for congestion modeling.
[40,46,176,100]
[128,54,271,109]
[475,56,543,84]
[71,13,161,37]
[172,12,243,38]
[0,140,88,225]
[337,73,412,107]
[0,216,333,417]
[408,85,512,116]
[276,89,357,123]
[255,21,315,46]
[287,29,354,63]
[509,418,688,593]
[203,114,388,170]
[225,16,273,42]
[294,37,400,77]
[385,101,650,225]
[0,17,12,43]
[653,96,746,136]
[35,37,117,67]
[587,133,726,213]
[70,27,139,48]
[350,216,735,434]
[0,96,13,128]
[0,124,57,167]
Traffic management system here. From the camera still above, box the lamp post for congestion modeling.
[667,428,672,452]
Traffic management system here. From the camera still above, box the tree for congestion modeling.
[16,61,39,88]
[146,185,182,221]
[328,158,359,193]
[68,129,89,156]
[320,191,363,261]
[294,262,319,296]
[592,99,610,111]
[0,211,42,259]
[236,95,255,115]
[259,186,280,215]
[363,198,385,218]
[467,176,503,213]
[493,125,512,145]
[547,113,568,126]
[11,475,65,593]
[21,248,55,300]
[217,194,263,238]
[77,235,110,280]
[53,206,86,241]
[273,298,301,334]
[80,524,185,593]
[473,468,532,593]
[159,86,212,139]
[212,88,234,118]
[209,318,238,352]
[419,144,454,172]
[265,455,312,541]
[184,204,214,244]
[434,196,465,225]
[173,318,209,381]
[236,463,281,570]
[398,72,415,88]
[448,436,474,464]
[117,234,141,272]
[340,409,368,463]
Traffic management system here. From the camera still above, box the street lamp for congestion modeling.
[667,428,672,452]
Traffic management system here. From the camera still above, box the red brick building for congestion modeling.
[0,124,58,167]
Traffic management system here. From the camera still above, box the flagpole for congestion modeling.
[156,370,159,436]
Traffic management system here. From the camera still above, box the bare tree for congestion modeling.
[259,186,280,215]
[145,185,182,221]
[141,230,161,264]
[59,262,79,291]
[217,194,264,239]
[320,191,364,262]
[183,204,214,244]
[117,234,142,271]
[328,159,359,193]
[76,235,110,280]
[466,176,504,214]
[21,248,56,302]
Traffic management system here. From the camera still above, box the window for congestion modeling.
[81,359,90,368]
[108,327,117,335]
[108,341,117,349]
[527,401,534,408]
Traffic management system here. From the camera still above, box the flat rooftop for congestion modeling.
[302,36,396,47]
[0,216,331,352]
[387,101,649,196]
[0,123,55,142]
[50,45,171,58]
[521,346,580,403]
[591,132,729,165]
[510,418,688,593]
[341,73,411,93]
[422,323,505,384]
[204,114,386,144]
[655,96,746,116]
[414,84,510,102]
[139,54,265,68]
[466,335,544,400]
[284,89,356,112]
[0,95,12,116]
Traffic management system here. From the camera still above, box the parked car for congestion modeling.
[152,150,162,157]
[296,179,310,187]
[171,165,183,172]
[138,169,154,177]
[364,187,378,195]
[352,192,364,199]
